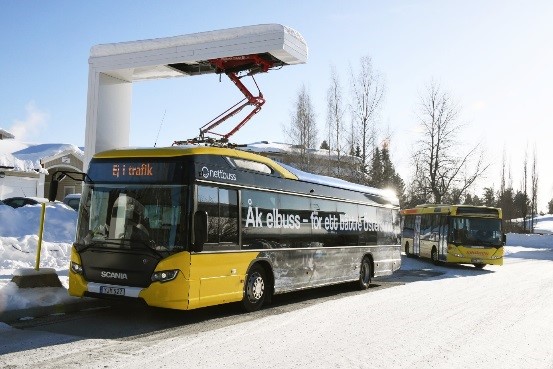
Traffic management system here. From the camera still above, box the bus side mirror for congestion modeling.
[48,171,85,202]
[193,210,208,252]
[502,234,506,245]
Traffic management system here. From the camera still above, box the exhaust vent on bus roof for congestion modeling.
[226,157,273,174]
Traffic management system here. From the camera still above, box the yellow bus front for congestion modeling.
[69,246,263,310]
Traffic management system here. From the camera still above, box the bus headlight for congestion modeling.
[151,270,179,283]
[70,261,83,274]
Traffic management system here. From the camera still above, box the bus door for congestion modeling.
[438,215,448,260]
[413,215,421,255]
[193,186,243,307]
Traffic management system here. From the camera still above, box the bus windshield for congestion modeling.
[76,184,188,254]
[450,217,502,247]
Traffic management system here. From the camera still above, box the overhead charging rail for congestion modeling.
[85,24,308,166]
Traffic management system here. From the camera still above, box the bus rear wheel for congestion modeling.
[242,264,268,312]
[358,257,372,290]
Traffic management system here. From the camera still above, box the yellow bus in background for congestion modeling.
[401,205,505,268]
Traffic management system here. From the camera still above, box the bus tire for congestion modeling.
[431,247,439,265]
[473,263,486,269]
[358,257,372,290]
[242,264,267,312]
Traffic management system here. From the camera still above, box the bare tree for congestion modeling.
[284,84,318,171]
[411,81,488,203]
[349,56,385,178]
[500,146,507,195]
[531,146,538,232]
[326,65,347,177]
[521,147,528,232]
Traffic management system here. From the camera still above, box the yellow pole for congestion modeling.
[35,203,46,271]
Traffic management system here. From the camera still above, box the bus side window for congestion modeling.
[197,186,239,251]
[280,194,312,248]
[241,189,281,249]
[420,215,430,240]
[431,214,440,241]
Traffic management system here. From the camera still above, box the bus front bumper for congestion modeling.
[68,270,191,310]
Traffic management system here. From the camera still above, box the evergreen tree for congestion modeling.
[368,147,383,187]
[513,191,530,220]
[497,188,515,220]
[320,140,330,150]
[463,194,483,206]
[482,187,495,207]
[381,146,405,204]
[355,145,361,157]
[548,198,553,214]
[365,144,406,205]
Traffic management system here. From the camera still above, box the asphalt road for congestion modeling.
[8,267,442,341]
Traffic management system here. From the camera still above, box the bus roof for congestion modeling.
[93,145,297,179]
[92,145,399,205]
[278,162,399,206]
[401,204,502,218]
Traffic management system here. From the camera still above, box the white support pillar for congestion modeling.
[84,72,132,170]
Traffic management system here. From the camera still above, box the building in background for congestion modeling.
[0,128,83,201]
[240,141,363,182]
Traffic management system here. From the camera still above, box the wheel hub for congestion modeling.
[248,273,264,301]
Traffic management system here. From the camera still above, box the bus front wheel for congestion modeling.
[358,257,372,290]
[473,263,486,269]
[242,264,268,312]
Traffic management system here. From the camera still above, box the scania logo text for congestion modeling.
[101,271,128,280]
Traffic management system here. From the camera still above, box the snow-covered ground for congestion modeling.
[510,214,553,235]
[0,203,77,310]
[0,205,552,368]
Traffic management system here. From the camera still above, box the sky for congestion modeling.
[1,1,552,210]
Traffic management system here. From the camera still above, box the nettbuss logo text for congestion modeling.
[201,166,237,181]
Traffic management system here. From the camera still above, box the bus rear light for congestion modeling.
[151,270,179,283]
[70,261,83,274]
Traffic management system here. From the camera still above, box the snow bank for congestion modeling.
[0,282,74,311]
[0,203,77,242]
[0,236,72,270]
[506,232,553,247]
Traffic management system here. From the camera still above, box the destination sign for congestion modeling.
[88,160,182,183]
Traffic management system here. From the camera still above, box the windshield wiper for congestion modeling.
[75,239,128,252]
[118,238,164,257]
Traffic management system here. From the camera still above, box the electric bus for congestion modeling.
[56,145,401,311]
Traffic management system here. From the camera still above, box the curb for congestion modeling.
[0,298,111,323]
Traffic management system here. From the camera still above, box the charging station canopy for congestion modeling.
[84,24,308,168]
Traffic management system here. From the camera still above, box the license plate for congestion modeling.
[471,258,483,263]
[100,286,125,296]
